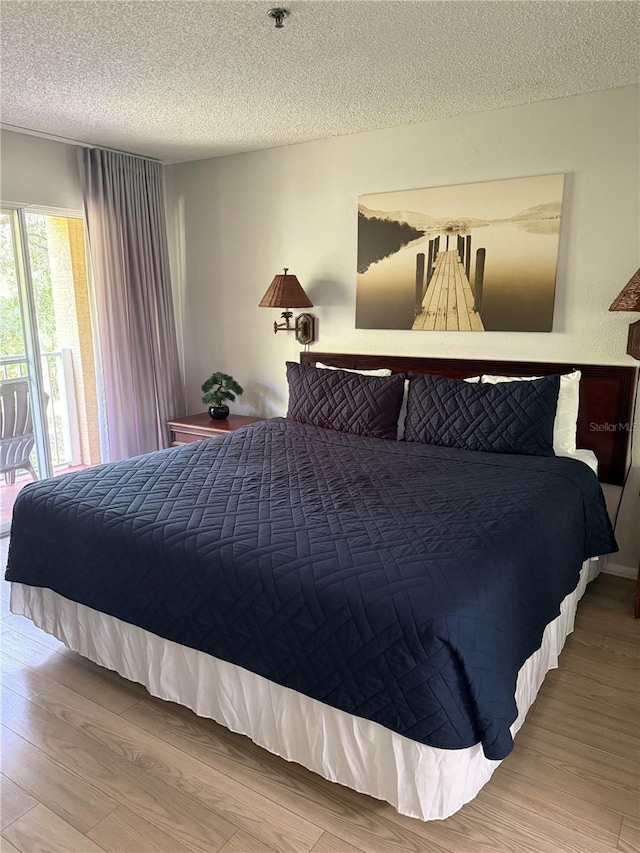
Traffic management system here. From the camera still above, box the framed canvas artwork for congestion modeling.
[356,174,565,332]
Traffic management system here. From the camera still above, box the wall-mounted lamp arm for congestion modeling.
[272,310,315,344]
[273,311,294,333]
[259,269,317,345]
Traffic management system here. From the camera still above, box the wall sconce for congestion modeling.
[259,268,316,345]
[609,267,640,360]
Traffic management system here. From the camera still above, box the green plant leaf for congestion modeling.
[201,371,244,406]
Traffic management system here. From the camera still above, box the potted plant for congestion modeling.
[201,372,244,420]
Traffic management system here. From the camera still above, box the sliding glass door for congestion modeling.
[0,206,102,535]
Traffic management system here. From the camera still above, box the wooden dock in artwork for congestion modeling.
[412,248,485,331]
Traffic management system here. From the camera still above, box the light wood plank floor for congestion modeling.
[1,537,638,853]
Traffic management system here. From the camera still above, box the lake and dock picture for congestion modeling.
[356,174,565,332]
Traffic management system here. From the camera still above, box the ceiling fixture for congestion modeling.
[267,8,289,29]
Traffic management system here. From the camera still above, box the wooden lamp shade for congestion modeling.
[610,268,640,360]
[259,269,313,309]
[610,268,640,312]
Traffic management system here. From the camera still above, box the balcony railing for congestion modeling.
[0,349,80,468]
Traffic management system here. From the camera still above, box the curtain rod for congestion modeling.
[0,123,162,163]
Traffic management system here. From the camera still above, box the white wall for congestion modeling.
[1,130,83,210]
[166,86,639,571]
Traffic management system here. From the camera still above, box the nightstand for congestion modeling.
[167,413,265,446]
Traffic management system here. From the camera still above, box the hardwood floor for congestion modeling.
[1,537,638,853]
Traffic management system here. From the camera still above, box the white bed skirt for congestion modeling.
[10,558,597,822]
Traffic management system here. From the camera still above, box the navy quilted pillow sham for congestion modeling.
[404,372,560,456]
[286,362,404,440]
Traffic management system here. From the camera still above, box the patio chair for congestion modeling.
[0,378,39,485]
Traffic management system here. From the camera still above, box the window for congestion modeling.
[0,207,103,534]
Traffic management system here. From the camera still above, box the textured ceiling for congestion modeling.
[1,1,638,164]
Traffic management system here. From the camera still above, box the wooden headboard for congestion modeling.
[300,352,637,486]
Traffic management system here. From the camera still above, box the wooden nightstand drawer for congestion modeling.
[171,429,206,446]
[167,413,265,446]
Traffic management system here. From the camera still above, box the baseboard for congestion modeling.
[601,562,637,580]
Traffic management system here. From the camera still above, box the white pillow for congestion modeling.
[315,362,392,377]
[480,371,581,455]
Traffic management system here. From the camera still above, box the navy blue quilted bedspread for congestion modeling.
[6,418,616,759]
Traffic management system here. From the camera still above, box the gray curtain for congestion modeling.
[78,147,185,461]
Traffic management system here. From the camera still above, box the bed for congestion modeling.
[5,354,635,821]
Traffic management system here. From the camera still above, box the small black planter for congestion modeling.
[208,405,230,420]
